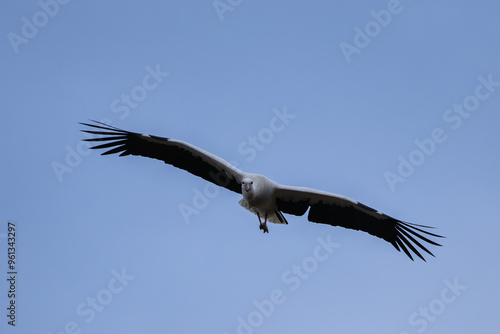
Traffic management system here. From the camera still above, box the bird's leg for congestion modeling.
[257,212,269,233]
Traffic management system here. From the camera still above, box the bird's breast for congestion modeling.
[244,189,275,214]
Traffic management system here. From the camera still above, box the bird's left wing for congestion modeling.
[81,120,244,193]
[274,185,443,261]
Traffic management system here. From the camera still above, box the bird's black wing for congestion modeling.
[275,185,443,261]
[81,120,244,193]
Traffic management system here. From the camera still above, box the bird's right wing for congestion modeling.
[81,120,245,194]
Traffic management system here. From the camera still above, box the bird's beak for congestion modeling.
[244,183,250,192]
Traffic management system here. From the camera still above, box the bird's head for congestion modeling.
[241,178,254,194]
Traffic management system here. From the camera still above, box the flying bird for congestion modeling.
[81,120,443,261]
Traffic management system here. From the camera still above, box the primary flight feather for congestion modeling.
[81,120,443,261]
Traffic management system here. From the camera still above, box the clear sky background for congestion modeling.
[1,1,499,333]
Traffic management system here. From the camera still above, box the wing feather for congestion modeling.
[274,185,443,261]
[81,120,244,193]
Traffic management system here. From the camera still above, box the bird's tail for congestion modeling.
[238,199,288,225]
[269,210,288,225]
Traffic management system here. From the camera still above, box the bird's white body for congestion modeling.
[239,174,286,225]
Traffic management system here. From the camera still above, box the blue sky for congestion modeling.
[1,0,499,333]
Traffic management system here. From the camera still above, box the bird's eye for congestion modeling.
[250,181,253,184]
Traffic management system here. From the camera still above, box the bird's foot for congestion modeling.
[259,222,269,233]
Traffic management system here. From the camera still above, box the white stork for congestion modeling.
[81,120,443,261]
